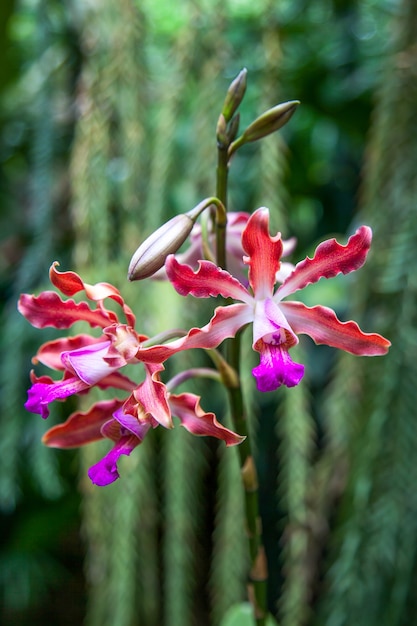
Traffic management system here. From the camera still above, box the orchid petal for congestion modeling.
[242,208,283,299]
[169,392,244,445]
[252,341,304,391]
[25,376,89,419]
[88,434,140,486]
[42,399,124,447]
[133,363,173,429]
[276,226,372,300]
[282,237,297,257]
[112,403,153,440]
[33,335,102,370]
[137,303,253,363]
[276,262,295,284]
[18,292,114,329]
[281,301,391,355]
[61,340,121,385]
[49,262,136,327]
[166,256,251,302]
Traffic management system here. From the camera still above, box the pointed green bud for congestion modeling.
[243,100,300,142]
[216,113,228,148]
[221,68,247,122]
[128,199,213,281]
[229,100,300,157]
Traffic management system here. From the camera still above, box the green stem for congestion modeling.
[215,144,229,269]
[216,136,268,626]
[226,337,268,626]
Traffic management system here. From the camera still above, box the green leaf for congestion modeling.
[219,603,279,626]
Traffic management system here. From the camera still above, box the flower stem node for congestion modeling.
[128,198,215,281]
[242,455,259,492]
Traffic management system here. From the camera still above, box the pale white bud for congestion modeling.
[128,200,213,281]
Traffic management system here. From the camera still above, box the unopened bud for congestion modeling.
[128,200,212,281]
[216,113,228,148]
[229,100,300,157]
[227,113,240,143]
[221,68,247,122]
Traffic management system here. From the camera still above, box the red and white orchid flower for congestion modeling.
[165,207,391,392]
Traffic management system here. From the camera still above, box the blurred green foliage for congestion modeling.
[2,0,416,625]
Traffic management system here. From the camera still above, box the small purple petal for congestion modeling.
[112,405,152,440]
[88,435,139,486]
[252,342,304,392]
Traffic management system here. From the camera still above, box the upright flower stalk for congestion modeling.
[19,70,390,626]
[215,70,269,624]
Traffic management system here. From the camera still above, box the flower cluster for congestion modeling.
[19,208,390,485]
[18,262,243,486]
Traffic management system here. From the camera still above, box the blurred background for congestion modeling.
[1,0,416,624]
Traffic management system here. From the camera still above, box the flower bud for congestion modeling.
[227,112,240,143]
[128,200,213,281]
[216,113,228,148]
[221,68,247,122]
[229,100,300,157]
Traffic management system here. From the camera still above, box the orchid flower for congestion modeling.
[152,211,296,286]
[19,262,147,419]
[165,207,391,392]
[41,362,243,486]
[18,263,243,484]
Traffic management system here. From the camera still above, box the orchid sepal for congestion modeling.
[281,301,391,355]
[18,291,115,330]
[49,262,136,326]
[276,226,372,300]
[42,399,124,447]
[166,255,251,302]
[242,207,283,298]
[169,392,244,446]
